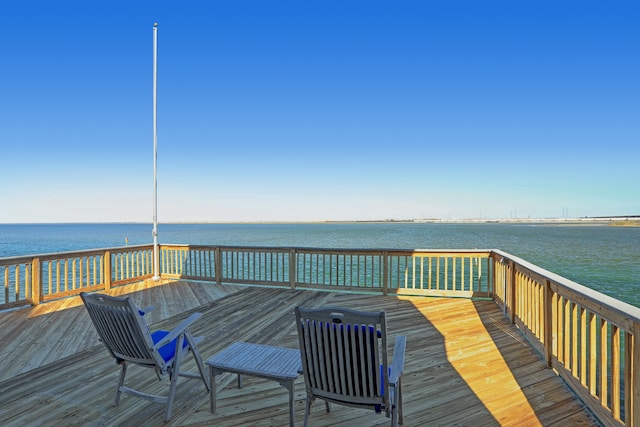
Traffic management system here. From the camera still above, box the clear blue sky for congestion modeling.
[1,1,638,223]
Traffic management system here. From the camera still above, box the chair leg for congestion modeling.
[113,361,127,406]
[397,378,403,425]
[165,367,180,422]
[165,334,185,422]
[303,395,313,427]
[186,332,210,391]
[390,379,403,427]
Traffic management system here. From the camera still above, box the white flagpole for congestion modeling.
[152,22,160,281]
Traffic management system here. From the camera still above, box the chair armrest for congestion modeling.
[138,305,155,316]
[153,312,203,349]
[388,335,406,385]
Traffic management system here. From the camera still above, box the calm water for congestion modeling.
[1,222,638,306]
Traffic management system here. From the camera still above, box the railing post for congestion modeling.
[543,279,553,367]
[382,251,388,295]
[32,257,41,305]
[489,254,496,299]
[492,252,498,301]
[509,260,517,324]
[289,249,296,290]
[104,251,112,291]
[215,247,222,285]
[154,244,161,279]
[494,255,500,300]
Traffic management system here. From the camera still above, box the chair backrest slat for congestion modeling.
[81,292,164,367]
[296,307,389,409]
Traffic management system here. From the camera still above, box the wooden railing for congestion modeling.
[1,244,491,308]
[158,245,492,297]
[492,249,640,427]
[1,244,638,426]
[0,245,153,308]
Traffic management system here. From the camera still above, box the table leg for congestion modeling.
[289,382,295,427]
[280,379,295,427]
[210,369,217,413]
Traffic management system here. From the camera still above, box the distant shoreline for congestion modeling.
[326,218,640,227]
[2,217,639,227]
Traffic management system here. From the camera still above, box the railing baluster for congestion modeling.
[3,266,7,303]
[600,318,609,409]
[611,325,621,419]
[589,311,597,395]
[580,307,588,386]
[15,266,20,301]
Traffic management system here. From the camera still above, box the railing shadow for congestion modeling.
[471,299,603,426]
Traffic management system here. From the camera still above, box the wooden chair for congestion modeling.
[80,292,210,421]
[295,306,406,426]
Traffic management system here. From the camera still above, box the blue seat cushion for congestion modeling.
[151,330,188,362]
[375,365,393,412]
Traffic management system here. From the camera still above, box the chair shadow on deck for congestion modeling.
[0,281,600,426]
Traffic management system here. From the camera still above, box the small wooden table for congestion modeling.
[206,342,302,426]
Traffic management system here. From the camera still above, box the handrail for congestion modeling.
[1,243,638,426]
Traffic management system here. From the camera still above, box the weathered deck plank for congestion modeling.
[0,279,242,383]
[0,280,601,426]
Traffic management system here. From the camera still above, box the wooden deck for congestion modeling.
[0,279,602,426]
